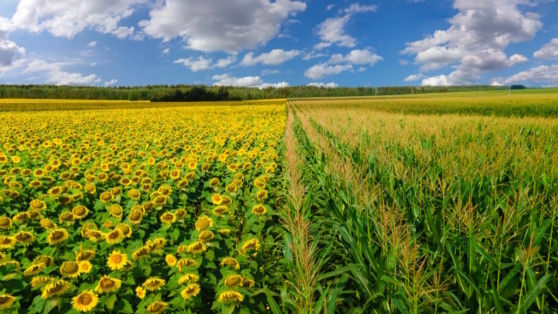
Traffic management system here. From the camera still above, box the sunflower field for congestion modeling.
[0,101,286,313]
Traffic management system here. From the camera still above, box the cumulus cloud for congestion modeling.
[174,55,236,72]
[104,79,118,86]
[305,63,353,80]
[87,41,97,48]
[0,40,25,67]
[241,49,300,66]
[140,0,306,53]
[162,48,170,55]
[404,74,423,82]
[22,59,101,85]
[9,0,147,39]
[303,51,328,60]
[534,38,558,59]
[502,65,558,86]
[315,3,378,50]
[305,48,381,79]
[403,0,543,85]
[308,82,338,88]
[212,73,288,89]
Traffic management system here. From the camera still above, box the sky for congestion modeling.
[0,0,557,88]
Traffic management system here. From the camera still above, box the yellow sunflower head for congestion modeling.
[142,277,166,291]
[212,205,229,216]
[116,223,133,238]
[178,273,199,285]
[165,254,177,267]
[33,255,54,267]
[105,229,124,245]
[132,246,151,261]
[108,204,123,218]
[176,258,197,271]
[136,286,146,299]
[59,212,75,224]
[209,178,220,188]
[99,192,113,203]
[47,228,69,245]
[0,294,17,310]
[30,276,52,289]
[71,290,99,312]
[42,280,70,299]
[251,204,267,216]
[224,274,244,288]
[240,238,261,255]
[221,257,240,270]
[14,231,35,244]
[79,260,93,273]
[128,209,144,225]
[197,230,214,242]
[60,261,81,278]
[218,290,244,303]
[24,263,46,277]
[127,189,141,200]
[147,301,168,313]
[107,250,128,271]
[72,205,89,219]
[95,275,122,294]
[211,194,223,205]
[40,218,57,230]
[75,249,96,262]
[160,212,176,225]
[187,241,207,254]
[180,283,201,300]
[195,216,213,231]
[256,190,268,201]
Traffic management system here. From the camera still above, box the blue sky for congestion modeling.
[0,0,557,88]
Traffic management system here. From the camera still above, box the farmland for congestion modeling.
[0,92,557,313]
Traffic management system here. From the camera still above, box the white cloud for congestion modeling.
[261,69,280,76]
[162,48,170,55]
[534,38,558,59]
[509,54,528,64]
[329,49,383,66]
[503,65,558,86]
[0,39,25,67]
[214,55,236,68]
[403,0,543,85]
[240,49,300,66]
[421,75,452,86]
[174,55,236,72]
[9,0,147,39]
[305,63,353,79]
[308,82,338,88]
[104,79,118,86]
[404,74,423,82]
[140,0,306,53]
[174,56,213,72]
[303,51,328,60]
[212,73,288,89]
[491,81,505,86]
[399,59,410,66]
[343,3,378,14]
[315,15,356,49]
[87,41,97,48]
[22,59,101,85]
[326,4,336,11]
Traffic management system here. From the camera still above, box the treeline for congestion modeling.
[0,84,507,101]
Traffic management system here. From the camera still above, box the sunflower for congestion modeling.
[178,273,200,285]
[47,228,69,245]
[110,187,122,197]
[75,249,96,262]
[128,209,143,225]
[99,192,113,203]
[33,168,45,177]
[0,294,17,310]
[0,236,16,250]
[175,208,187,219]
[120,177,132,187]
[71,290,99,312]
[106,229,123,245]
[86,230,105,241]
[221,196,232,206]
[26,210,42,220]
[107,250,128,271]
[176,179,189,189]
[221,257,240,270]
[177,258,197,271]
[165,254,177,267]
[195,216,214,231]
[40,218,57,229]
[251,204,267,216]
[116,223,133,238]
[33,255,54,267]
[169,170,181,180]
[42,280,70,299]
[196,230,214,243]
[187,241,207,254]
[24,263,46,276]
[60,261,81,278]
[59,172,72,180]
[83,183,96,195]
[212,205,229,216]
[240,238,261,254]
[132,246,150,261]
[29,180,43,189]
[14,231,34,244]
[143,277,166,291]
[72,205,89,219]
[12,212,29,223]
[108,204,123,218]
[79,261,93,273]
[48,186,63,197]
[136,286,146,299]
[147,301,167,313]
[224,274,244,288]
[211,194,223,205]
[242,278,255,288]
[256,190,268,201]
[180,283,201,300]
[152,195,167,206]
[95,275,122,294]
[209,178,220,188]
[218,291,244,303]
[143,201,155,212]
[218,228,231,236]
[59,212,75,223]
[127,189,141,200]
[225,183,237,193]
[160,212,176,225]
[30,276,52,288]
